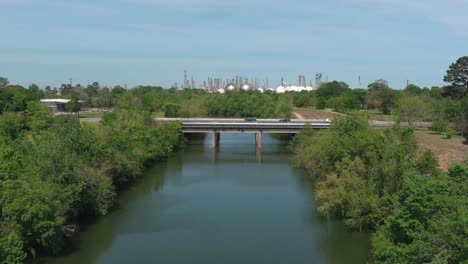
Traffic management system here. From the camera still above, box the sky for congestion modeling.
[0,0,467,89]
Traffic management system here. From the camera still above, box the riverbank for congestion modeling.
[293,114,467,263]
[0,110,185,263]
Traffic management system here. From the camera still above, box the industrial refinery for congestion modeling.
[175,70,324,94]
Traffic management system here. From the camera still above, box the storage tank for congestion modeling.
[241,83,251,91]
[276,86,286,93]
[225,83,237,91]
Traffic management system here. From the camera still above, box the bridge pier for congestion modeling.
[255,132,262,149]
[212,131,220,148]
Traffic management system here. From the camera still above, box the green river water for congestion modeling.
[46,134,370,264]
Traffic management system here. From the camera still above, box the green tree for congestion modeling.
[164,104,181,117]
[368,79,389,92]
[28,83,44,100]
[366,80,398,114]
[0,225,26,263]
[25,101,54,131]
[111,85,126,99]
[394,96,428,126]
[404,84,422,96]
[68,91,81,116]
[372,170,467,263]
[95,88,113,111]
[0,85,35,113]
[431,100,450,133]
[0,76,9,88]
[454,96,468,140]
[316,81,349,99]
[443,56,468,99]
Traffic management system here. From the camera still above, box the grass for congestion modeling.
[151,111,165,118]
[360,109,394,121]
[78,112,103,118]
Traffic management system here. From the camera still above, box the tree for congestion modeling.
[0,85,35,113]
[68,91,81,116]
[430,86,443,98]
[366,80,398,115]
[25,101,54,131]
[404,84,422,96]
[112,85,126,99]
[0,76,9,88]
[431,100,450,133]
[328,89,366,112]
[372,171,467,263]
[443,56,468,99]
[454,96,468,140]
[164,104,181,117]
[368,79,389,92]
[394,96,428,126]
[95,88,113,111]
[316,81,349,99]
[28,83,44,100]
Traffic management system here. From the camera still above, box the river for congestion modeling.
[46,134,370,264]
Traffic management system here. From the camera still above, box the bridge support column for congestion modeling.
[255,132,262,149]
[212,131,220,148]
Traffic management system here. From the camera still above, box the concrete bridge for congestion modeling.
[176,119,331,149]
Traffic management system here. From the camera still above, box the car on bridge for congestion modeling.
[279,118,290,122]
[244,117,257,121]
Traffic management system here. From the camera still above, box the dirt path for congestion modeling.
[293,111,305,120]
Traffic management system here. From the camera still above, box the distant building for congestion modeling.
[40,99,70,112]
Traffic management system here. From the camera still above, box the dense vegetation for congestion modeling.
[293,57,468,262]
[116,86,292,118]
[293,114,467,263]
[0,105,184,262]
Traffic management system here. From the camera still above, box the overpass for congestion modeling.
[178,119,330,149]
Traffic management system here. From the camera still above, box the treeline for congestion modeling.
[204,91,291,118]
[0,106,184,262]
[116,86,292,118]
[292,56,468,139]
[0,78,293,119]
[293,114,467,263]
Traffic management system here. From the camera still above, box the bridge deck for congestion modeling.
[182,121,331,133]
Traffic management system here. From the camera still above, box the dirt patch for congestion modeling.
[415,131,468,170]
[293,112,305,120]
[293,108,335,120]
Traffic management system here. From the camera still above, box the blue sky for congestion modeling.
[0,0,467,89]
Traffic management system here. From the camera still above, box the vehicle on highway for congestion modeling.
[244,117,257,121]
[279,118,290,122]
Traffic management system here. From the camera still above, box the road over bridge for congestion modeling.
[180,120,330,148]
[80,117,431,149]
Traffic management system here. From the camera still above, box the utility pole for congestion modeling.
[406,80,410,88]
